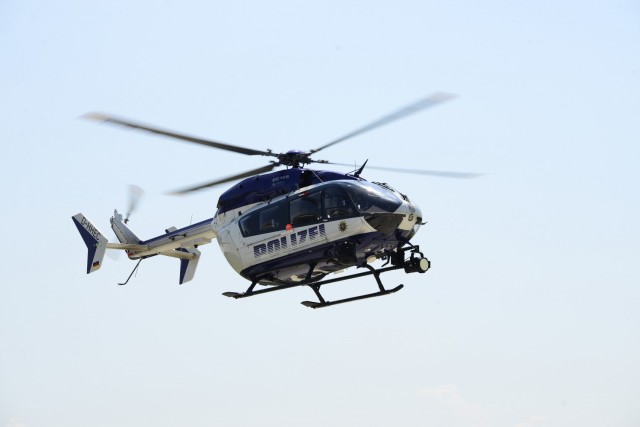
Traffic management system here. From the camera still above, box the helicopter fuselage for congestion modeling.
[212,172,423,285]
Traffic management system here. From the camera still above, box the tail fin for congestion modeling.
[176,247,201,284]
[72,213,108,274]
[110,210,141,244]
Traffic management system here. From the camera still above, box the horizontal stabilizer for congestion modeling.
[106,242,149,251]
[72,213,108,274]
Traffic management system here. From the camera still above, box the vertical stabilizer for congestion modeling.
[176,247,201,284]
[72,213,108,274]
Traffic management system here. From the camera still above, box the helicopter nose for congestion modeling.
[397,201,421,230]
[364,201,422,237]
[394,201,423,240]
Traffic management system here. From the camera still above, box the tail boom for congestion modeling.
[126,218,216,259]
[72,211,216,284]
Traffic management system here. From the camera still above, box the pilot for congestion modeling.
[325,193,354,219]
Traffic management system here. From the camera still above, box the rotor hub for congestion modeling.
[278,149,312,168]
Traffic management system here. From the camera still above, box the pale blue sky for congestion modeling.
[1,1,639,426]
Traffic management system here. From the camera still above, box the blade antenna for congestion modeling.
[354,159,369,178]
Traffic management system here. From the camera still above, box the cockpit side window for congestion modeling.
[323,186,357,220]
[258,204,287,232]
[290,192,322,227]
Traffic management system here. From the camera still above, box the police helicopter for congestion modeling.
[72,93,480,308]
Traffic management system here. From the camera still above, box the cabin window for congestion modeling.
[290,192,322,226]
[259,204,288,232]
[239,183,377,237]
[239,202,288,237]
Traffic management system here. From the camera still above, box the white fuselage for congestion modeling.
[211,180,423,281]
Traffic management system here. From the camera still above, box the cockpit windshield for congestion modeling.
[340,181,403,214]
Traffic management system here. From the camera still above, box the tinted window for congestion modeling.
[239,183,385,237]
[323,186,357,220]
[239,202,288,237]
[290,192,322,226]
[342,181,403,214]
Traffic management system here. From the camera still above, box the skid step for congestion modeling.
[222,291,242,298]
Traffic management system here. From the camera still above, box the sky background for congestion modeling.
[1,1,639,426]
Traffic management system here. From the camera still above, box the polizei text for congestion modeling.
[253,224,326,258]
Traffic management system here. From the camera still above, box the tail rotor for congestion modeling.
[124,184,144,224]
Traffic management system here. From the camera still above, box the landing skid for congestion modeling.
[223,245,429,309]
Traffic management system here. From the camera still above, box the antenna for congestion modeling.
[354,159,369,177]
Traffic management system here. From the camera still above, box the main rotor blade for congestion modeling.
[328,162,484,179]
[310,92,456,154]
[168,163,279,195]
[83,113,275,157]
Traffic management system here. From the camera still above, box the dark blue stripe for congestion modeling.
[72,216,98,274]
[176,248,189,284]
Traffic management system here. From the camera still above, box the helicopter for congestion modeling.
[72,93,480,308]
